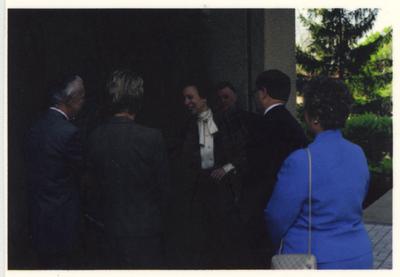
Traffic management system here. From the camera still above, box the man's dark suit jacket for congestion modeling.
[25,109,83,255]
[176,111,248,267]
[237,105,308,266]
[86,116,169,238]
[237,105,307,220]
[261,105,309,190]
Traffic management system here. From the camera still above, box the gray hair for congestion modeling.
[49,75,83,106]
[106,70,144,114]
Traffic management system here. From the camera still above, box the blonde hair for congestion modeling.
[106,70,144,114]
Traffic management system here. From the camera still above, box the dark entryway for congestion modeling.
[8,9,215,268]
[8,8,267,268]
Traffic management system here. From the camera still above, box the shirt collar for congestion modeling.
[50,107,69,120]
[264,103,285,116]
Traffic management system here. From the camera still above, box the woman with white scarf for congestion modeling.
[179,82,246,268]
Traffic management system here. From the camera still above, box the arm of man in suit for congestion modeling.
[64,129,84,171]
[263,149,308,248]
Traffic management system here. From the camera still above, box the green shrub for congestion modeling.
[343,113,392,164]
[352,96,392,116]
[369,155,392,175]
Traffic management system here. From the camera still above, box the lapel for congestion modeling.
[183,115,225,169]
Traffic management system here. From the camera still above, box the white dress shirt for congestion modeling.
[264,103,285,116]
[50,107,69,120]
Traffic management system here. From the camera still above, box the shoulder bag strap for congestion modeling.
[278,148,313,255]
[306,148,312,256]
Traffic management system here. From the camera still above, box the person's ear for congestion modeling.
[305,112,319,125]
[260,88,269,100]
[312,117,320,125]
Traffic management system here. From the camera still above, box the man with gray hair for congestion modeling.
[25,74,86,268]
[86,70,169,268]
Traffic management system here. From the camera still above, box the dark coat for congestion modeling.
[240,105,308,219]
[236,105,308,267]
[175,111,248,268]
[86,116,169,238]
[261,105,309,188]
[179,111,249,206]
[25,109,83,254]
[183,111,246,167]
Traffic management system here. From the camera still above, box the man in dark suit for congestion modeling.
[239,69,308,268]
[256,69,308,193]
[213,81,269,268]
[86,70,169,269]
[215,81,265,199]
[25,75,86,268]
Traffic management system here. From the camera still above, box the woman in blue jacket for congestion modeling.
[264,78,373,269]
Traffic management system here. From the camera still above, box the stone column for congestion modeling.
[263,9,297,115]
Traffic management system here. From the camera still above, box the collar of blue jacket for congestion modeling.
[314,129,342,142]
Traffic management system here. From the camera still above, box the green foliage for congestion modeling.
[297,9,380,79]
[347,27,392,100]
[352,96,392,116]
[296,9,393,116]
[369,155,392,175]
[343,113,392,164]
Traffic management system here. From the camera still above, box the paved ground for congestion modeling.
[364,189,392,224]
[363,189,393,269]
[366,223,392,269]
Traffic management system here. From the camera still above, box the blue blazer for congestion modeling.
[264,130,372,263]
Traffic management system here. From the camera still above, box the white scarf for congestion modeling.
[197,109,218,146]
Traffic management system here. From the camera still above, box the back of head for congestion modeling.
[106,70,144,114]
[48,74,83,106]
[255,69,290,102]
[304,77,353,130]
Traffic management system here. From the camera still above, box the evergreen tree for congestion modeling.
[349,27,392,99]
[296,9,386,84]
[349,27,392,115]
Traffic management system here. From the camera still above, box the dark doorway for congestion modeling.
[8,9,212,268]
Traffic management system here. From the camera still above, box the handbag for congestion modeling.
[271,148,317,269]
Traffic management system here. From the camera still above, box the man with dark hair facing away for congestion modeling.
[240,69,308,268]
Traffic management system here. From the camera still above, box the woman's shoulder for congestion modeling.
[283,147,309,167]
[341,138,368,163]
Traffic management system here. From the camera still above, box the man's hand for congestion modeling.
[210,167,227,181]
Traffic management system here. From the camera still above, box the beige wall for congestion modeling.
[264,9,297,115]
[204,9,297,115]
